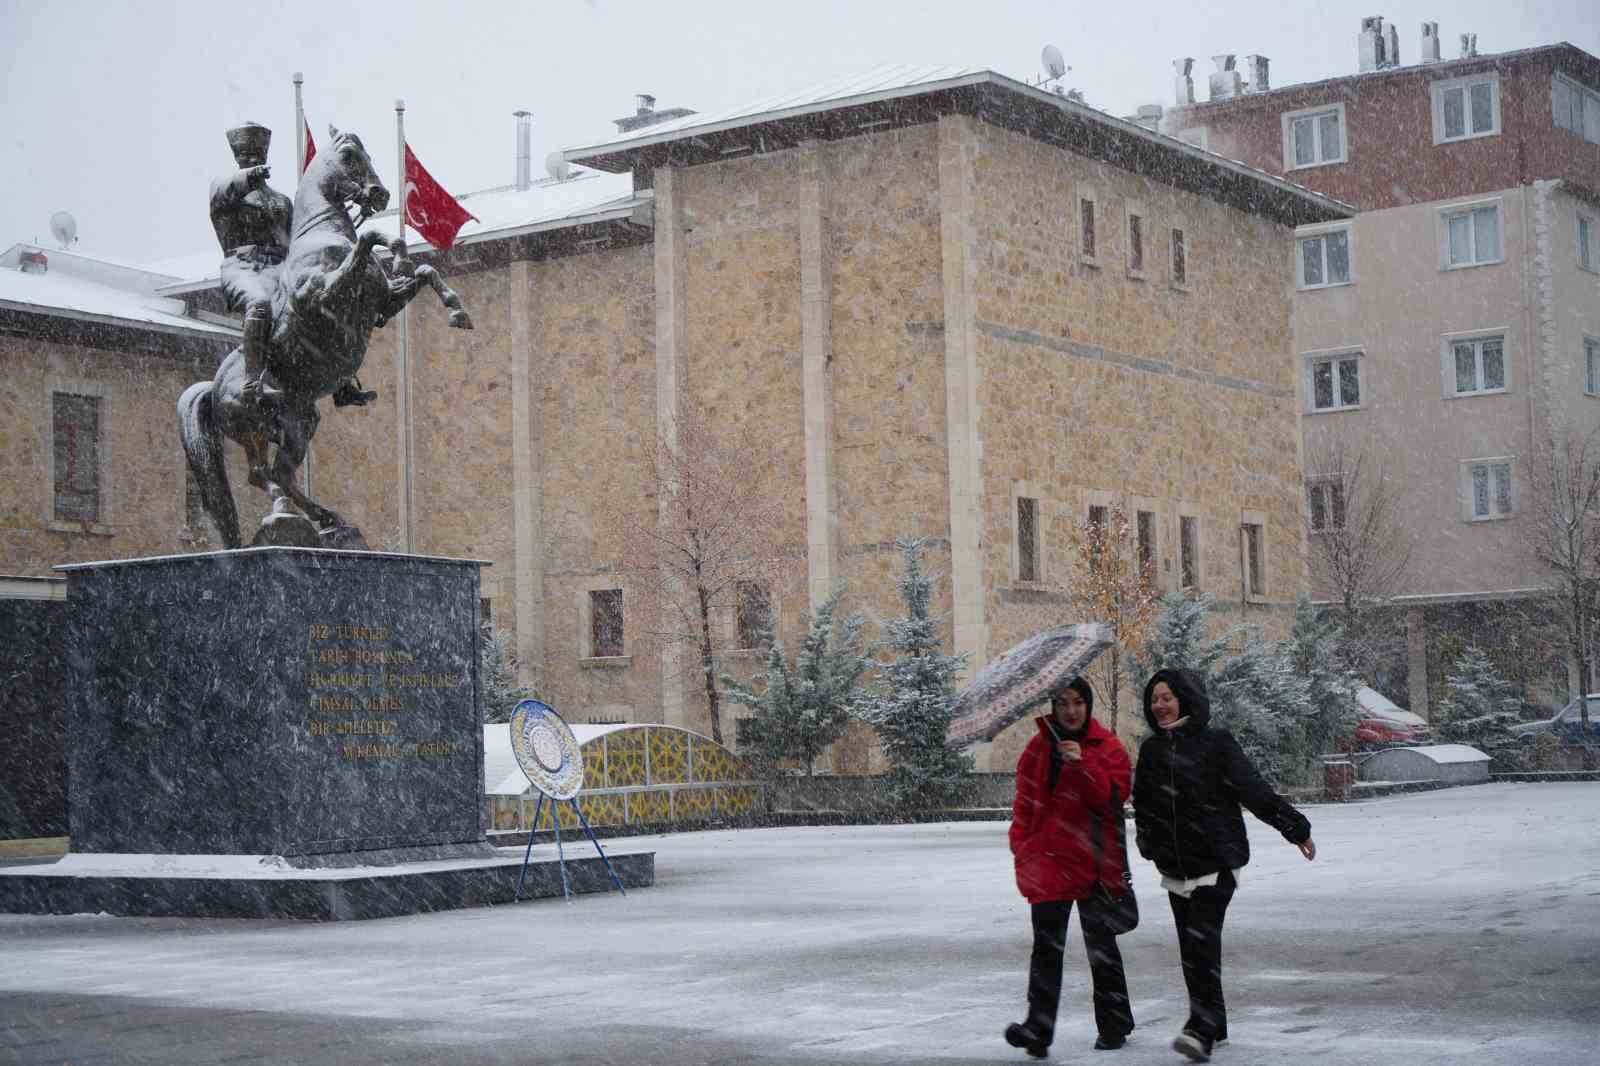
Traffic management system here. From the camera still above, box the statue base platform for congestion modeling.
[0,847,653,921]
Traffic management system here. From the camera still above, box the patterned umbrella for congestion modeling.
[946,622,1115,748]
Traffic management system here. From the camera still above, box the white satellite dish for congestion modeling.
[49,211,78,249]
[545,152,572,181]
[1042,44,1068,81]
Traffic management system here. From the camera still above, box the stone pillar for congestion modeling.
[509,261,544,686]
[797,141,838,610]
[936,115,991,768]
[654,167,688,729]
[1406,607,1429,718]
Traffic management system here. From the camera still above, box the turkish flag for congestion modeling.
[403,143,478,250]
[302,119,317,174]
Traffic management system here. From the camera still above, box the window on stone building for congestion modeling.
[480,597,493,627]
[1016,497,1039,582]
[1462,459,1513,521]
[1433,74,1500,143]
[1080,196,1097,261]
[735,580,772,649]
[1179,515,1199,590]
[1296,227,1351,288]
[1553,74,1600,144]
[1308,479,1347,533]
[1586,338,1600,397]
[1282,103,1346,168]
[1136,510,1155,578]
[1242,521,1265,598]
[590,589,624,657]
[1127,211,1145,274]
[1441,202,1502,268]
[52,392,101,523]
[1171,227,1187,286]
[1087,504,1108,534]
[1444,334,1507,396]
[1306,350,1362,412]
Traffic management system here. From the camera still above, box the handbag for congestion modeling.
[1084,782,1139,935]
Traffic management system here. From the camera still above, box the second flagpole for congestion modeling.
[395,98,414,553]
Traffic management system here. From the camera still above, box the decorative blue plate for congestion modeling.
[508,699,584,800]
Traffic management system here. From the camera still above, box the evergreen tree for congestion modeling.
[1436,646,1522,747]
[855,538,975,811]
[1282,594,1364,757]
[480,621,538,724]
[722,589,872,777]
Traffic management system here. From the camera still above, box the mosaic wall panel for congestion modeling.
[578,792,626,828]
[649,729,689,785]
[673,787,714,820]
[582,743,605,790]
[492,797,519,830]
[627,789,671,825]
[716,786,763,817]
[531,798,580,831]
[605,731,647,787]
[692,742,747,784]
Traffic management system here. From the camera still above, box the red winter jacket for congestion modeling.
[1009,715,1133,904]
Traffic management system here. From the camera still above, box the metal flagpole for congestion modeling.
[394,98,413,553]
[294,72,312,498]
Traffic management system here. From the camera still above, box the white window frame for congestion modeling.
[1553,73,1600,145]
[1441,329,1510,399]
[1586,336,1600,398]
[1432,72,1501,144]
[1307,475,1347,534]
[1460,457,1514,522]
[1579,210,1597,274]
[1281,102,1348,169]
[1126,200,1148,279]
[1303,346,1365,413]
[1295,221,1354,289]
[1438,198,1504,270]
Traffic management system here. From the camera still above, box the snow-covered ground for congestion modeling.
[2,782,1596,1065]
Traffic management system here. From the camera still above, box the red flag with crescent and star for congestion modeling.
[403,144,477,250]
[301,119,317,174]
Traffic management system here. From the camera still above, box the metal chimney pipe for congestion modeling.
[514,110,532,191]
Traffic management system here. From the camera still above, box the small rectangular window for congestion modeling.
[53,393,101,523]
[1243,522,1264,597]
[1467,461,1513,519]
[1179,516,1199,590]
[1308,480,1346,532]
[590,589,624,657]
[1088,504,1108,532]
[1580,214,1595,272]
[1284,105,1346,167]
[1136,510,1155,577]
[735,580,772,649]
[1442,203,1501,267]
[1080,197,1097,259]
[1555,75,1600,144]
[1171,227,1187,285]
[1307,352,1362,411]
[1298,230,1351,288]
[1128,212,1144,274]
[1448,336,1507,395]
[1435,76,1499,142]
[1017,497,1039,583]
[1586,338,1600,397]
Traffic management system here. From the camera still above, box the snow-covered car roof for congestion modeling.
[1356,686,1428,729]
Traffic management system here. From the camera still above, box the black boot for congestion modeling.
[1004,1022,1049,1059]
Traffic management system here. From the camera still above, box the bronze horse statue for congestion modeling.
[180,126,471,549]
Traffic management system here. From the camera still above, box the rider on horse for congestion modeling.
[210,122,293,408]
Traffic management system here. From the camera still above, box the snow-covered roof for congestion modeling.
[564,63,1353,227]
[483,721,638,797]
[1393,744,1491,764]
[1356,686,1428,729]
[0,245,239,340]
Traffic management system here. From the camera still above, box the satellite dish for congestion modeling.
[1042,44,1068,81]
[49,211,78,249]
[545,152,572,181]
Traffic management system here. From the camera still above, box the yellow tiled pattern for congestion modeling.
[716,786,762,817]
[606,731,647,787]
[692,741,746,784]
[649,729,689,785]
[673,788,714,820]
[627,789,671,825]
[582,743,605,790]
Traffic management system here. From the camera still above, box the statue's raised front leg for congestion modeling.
[413,265,474,330]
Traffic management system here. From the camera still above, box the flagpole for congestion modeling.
[395,98,414,554]
[294,71,312,498]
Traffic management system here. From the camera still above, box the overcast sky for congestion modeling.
[2,0,1595,265]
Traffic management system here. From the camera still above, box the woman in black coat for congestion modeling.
[1132,668,1316,1063]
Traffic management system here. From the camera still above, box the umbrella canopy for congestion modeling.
[946,622,1115,748]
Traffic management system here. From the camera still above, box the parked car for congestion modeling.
[1511,695,1600,745]
[1344,686,1430,751]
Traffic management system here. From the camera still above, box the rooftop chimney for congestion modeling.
[612,93,697,134]
[1174,57,1195,106]
[1209,55,1242,100]
[1421,21,1441,63]
[1459,33,1478,58]
[1360,16,1387,72]
[1384,21,1400,67]
[1123,104,1163,130]
[1244,54,1270,93]
[514,110,532,191]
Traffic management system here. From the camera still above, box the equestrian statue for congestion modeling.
[180,121,472,549]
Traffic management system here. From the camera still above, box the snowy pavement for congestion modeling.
[2,782,1597,1065]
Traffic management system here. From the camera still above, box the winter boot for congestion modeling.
[1004,1022,1050,1059]
[1173,1028,1212,1062]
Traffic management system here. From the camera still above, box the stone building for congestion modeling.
[1160,25,1600,712]
[1,66,1347,771]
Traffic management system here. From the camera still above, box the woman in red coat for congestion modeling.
[1005,677,1135,1058]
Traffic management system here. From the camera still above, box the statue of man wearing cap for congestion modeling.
[210,121,294,407]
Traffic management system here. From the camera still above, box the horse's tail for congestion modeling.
[178,380,240,549]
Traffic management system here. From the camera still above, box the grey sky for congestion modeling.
[2,0,1595,265]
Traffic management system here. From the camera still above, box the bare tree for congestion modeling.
[1527,424,1600,727]
[1068,505,1162,733]
[593,415,799,746]
[1302,432,1414,617]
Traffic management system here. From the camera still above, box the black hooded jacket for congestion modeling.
[1132,669,1311,881]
